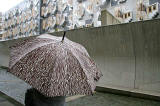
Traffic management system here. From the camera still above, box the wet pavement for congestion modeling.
[1,69,160,106]
[0,92,22,106]
[0,69,31,104]
[1,91,160,106]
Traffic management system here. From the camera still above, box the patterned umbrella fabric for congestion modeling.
[8,34,102,97]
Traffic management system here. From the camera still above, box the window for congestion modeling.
[149,6,152,13]
[153,5,156,10]
[128,12,130,17]
[125,14,127,18]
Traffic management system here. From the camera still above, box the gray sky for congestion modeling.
[0,0,24,13]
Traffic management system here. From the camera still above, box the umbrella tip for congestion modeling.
[61,31,66,43]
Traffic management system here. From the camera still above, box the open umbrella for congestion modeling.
[8,33,102,97]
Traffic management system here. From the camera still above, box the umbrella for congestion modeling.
[8,33,102,97]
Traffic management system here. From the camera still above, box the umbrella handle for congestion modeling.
[62,31,66,42]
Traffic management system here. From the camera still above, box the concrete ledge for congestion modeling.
[96,86,160,101]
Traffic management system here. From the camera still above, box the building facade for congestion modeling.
[0,12,2,40]
[0,0,160,41]
[102,0,160,23]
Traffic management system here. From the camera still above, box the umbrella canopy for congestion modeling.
[8,34,102,97]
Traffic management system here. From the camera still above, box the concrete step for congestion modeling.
[67,92,160,106]
[96,85,160,101]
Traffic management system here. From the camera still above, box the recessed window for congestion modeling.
[128,12,130,17]
[125,14,127,18]
[153,5,156,10]
[149,6,152,13]
[140,16,143,20]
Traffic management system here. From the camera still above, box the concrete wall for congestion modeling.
[0,37,35,67]
[0,43,10,67]
[0,19,160,94]
[51,19,160,93]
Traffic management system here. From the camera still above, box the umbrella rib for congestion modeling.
[47,46,94,96]
[66,48,94,92]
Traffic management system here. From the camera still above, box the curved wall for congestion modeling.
[0,19,160,94]
[52,19,160,93]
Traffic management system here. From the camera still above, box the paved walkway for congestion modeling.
[0,68,31,104]
[1,68,160,106]
[0,92,22,106]
[1,91,160,106]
